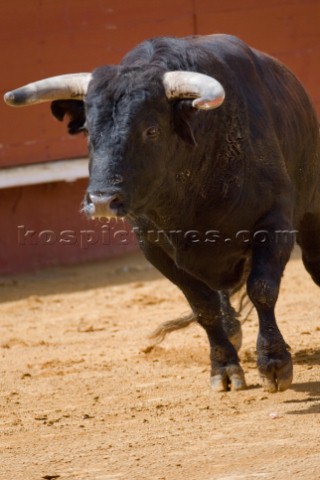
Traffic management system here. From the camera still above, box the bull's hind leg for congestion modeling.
[219,291,242,352]
[151,290,242,353]
[299,212,320,286]
[141,240,246,391]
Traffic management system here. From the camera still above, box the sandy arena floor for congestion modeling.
[0,248,319,480]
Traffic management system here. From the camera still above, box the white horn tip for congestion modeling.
[4,89,30,107]
[193,91,225,110]
[4,91,16,106]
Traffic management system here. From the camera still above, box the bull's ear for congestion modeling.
[172,100,197,147]
[51,99,86,135]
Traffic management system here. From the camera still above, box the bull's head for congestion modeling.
[4,69,225,220]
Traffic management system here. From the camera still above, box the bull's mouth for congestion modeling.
[83,192,127,219]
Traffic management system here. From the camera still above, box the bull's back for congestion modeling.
[196,35,320,215]
[253,49,320,215]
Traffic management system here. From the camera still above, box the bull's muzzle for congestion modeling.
[84,192,125,219]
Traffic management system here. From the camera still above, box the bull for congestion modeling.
[4,34,320,393]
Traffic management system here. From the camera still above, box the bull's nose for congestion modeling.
[85,192,125,219]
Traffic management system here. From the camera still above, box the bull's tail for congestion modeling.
[149,312,196,343]
[149,291,254,344]
[149,261,253,343]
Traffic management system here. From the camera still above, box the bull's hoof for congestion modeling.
[258,351,293,393]
[211,364,246,392]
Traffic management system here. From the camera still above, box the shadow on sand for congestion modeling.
[0,251,162,303]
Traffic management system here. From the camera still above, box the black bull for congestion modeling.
[5,34,320,393]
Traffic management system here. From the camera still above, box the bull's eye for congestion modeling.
[144,126,160,141]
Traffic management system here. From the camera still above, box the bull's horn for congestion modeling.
[4,73,92,107]
[163,71,225,110]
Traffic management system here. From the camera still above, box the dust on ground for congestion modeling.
[0,248,319,480]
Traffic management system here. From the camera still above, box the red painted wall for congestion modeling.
[0,180,137,275]
[1,0,319,274]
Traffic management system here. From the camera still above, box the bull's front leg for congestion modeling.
[140,239,246,392]
[197,306,246,392]
[247,224,294,392]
